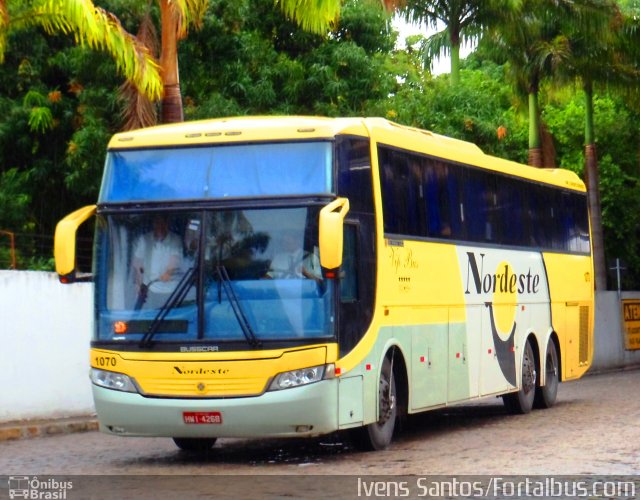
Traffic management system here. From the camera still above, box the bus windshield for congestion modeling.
[94,207,335,346]
[99,141,333,202]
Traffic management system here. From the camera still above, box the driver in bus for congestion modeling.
[265,230,322,282]
[131,215,183,309]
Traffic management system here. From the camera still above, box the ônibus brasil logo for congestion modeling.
[464,252,543,386]
[7,476,73,499]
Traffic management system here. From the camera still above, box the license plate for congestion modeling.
[183,411,223,424]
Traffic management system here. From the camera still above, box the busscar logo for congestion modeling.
[180,346,219,352]
[464,252,542,386]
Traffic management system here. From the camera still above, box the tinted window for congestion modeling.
[378,144,590,254]
[379,147,425,236]
[336,137,374,214]
[341,224,359,303]
[101,142,333,202]
[424,160,461,239]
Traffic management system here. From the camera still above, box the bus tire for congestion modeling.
[503,339,536,414]
[172,437,217,451]
[350,356,397,451]
[534,339,559,409]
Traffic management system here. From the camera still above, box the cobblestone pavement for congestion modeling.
[0,369,638,498]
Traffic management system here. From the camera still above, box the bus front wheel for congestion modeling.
[503,339,536,414]
[350,356,397,451]
[172,437,217,452]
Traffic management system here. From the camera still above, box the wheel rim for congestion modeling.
[522,345,537,395]
[378,370,396,424]
[546,350,557,380]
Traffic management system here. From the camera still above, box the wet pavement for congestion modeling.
[1,369,638,477]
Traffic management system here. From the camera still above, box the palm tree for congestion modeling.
[565,1,638,290]
[0,0,162,100]
[392,0,516,85]
[156,0,208,123]
[2,0,341,127]
[125,0,341,127]
[485,0,609,167]
[617,0,640,108]
[486,0,618,288]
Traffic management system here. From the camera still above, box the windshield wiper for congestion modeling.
[139,266,197,348]
[215,265,261,348]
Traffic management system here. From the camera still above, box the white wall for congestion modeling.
[0,272,638,423]
[592,291,640,372]
[0,271,94,422]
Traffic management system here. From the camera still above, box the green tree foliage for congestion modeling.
[179,0,396,118]
[396,0,501,85]
[544,91,640,288]
[0,25,120,267]
[385,59,529,164]
[0,0,162,99]
[0,0,639,288]
[0,0,398,262]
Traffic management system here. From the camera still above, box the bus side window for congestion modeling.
[463,168,488,242]
[341,224,359,303]
[425,160,452,238]
[378,147,425,237]
[498,178,524,246]
[338,221,372,355]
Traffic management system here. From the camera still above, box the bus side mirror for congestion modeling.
[319,197,350,270]
[54,205,96,283]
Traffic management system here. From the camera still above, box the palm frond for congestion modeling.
[421,28,450,69]
[275,0,341,35]
[165,0,208,39]
[9,0,162,100]
[119,10,158,130]
[399,0,441,30]
[119,79,157,130]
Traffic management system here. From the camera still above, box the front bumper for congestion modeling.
[93,378,339,438]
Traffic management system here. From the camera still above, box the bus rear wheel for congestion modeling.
[503,339,536,414]
[350,356,397,451]
[172,437,217,452]
[534,340,559,409]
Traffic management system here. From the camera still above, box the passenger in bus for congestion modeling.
[265,231,322,281]
[131,215,183,309]
[208,210,253,262]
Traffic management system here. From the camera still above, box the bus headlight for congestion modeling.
[90,368,138,393]
[268,364,330,391]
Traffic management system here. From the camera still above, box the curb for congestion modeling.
[0,416,99,442]
[586,363,640,376]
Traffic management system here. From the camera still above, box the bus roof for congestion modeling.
[108,116,585,192]
[108,116,369,148]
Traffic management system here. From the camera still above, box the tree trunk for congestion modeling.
[540,123,556,168]
[159,0,183,124]
[450,43,460,85]
[528,148,543,167]
[528,91,542,167]
[584,83,607,290]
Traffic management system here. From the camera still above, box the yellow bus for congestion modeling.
[55,117,593,451]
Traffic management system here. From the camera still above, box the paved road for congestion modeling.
[1,370,638,497]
